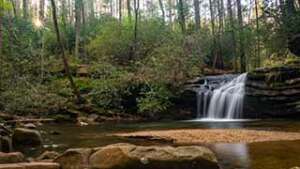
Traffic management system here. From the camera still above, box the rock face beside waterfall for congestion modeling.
[245,62,300,118]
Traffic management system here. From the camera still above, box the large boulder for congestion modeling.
[89,143,219,169]
[54,148,93,169]
[0,152,25,164]
[245,63,300,118]
[12,128,42,148]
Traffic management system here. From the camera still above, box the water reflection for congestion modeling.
[212,144,250,169]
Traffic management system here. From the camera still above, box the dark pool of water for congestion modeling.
[35,120,300,169]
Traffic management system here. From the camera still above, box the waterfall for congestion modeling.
[197,73,248,119]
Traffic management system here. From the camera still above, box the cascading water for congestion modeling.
[196,73,248,120]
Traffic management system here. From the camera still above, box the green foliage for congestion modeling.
[137,84,173,116]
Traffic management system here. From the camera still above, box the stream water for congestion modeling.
[37,120,300,169]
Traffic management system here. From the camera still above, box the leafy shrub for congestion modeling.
[137,84,173,116]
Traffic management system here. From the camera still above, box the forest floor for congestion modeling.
[115,129,300,144]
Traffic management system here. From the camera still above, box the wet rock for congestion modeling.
[22,124,36,130]
[245,63,300,118]
[54,148,93,169]
[0,152,25,164]
[0,162,60,169]
[89,143,219,169]
[0,136,12,153]
[12,128,42,148]
[37,151,60,161]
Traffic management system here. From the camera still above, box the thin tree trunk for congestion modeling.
[61,0,67,26]
[81,0,86,25]
[158,0,165,23]
[127,0,132,22]
[255,0,260,67]
[227,0,237,71]
[178,0,186,34]
[237,0,246,72]
[10,0,17,17]
[119,0,122,22]
[110,0,113,16]
[133,0,139,56]
[0,3,2,56]
[23,0,28,19]
[75,0,81,58]
[90,0,95,20]
[50,0,83,103]
[194,0,201,31]
[168,0,173,26]
[209,0,218,69]
[39,0,45,21]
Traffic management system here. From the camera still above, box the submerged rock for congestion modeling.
[0,152,25,164]
[12,128,42,148]
[89,143,219,169]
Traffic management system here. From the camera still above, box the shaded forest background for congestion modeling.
[0,0,299,119]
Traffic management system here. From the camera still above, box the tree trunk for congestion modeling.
[118,0,122,22]
[23,0,28,19]
[81,0,86,25]
[193,0,201,31]
[209,0,218,69]
[61,0,67,27]
[127,0,132,22]
[227,0,237,71]
[10,0,17,17]
[178,0,186,34]
[158,0,165,23]
[133,0,139,56]
[237,0,246,72]
[75,0,81,58]
[39,0,44,21]
[89,0,95,20]
[50,0,83,103]
[110,0,113,16]
[254,0,260,67]
[0,4,2,56]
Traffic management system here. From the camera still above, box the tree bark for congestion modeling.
[193,0,201,31]
[127,0,132,22]
[10,0,17,17]
[39,0,45,21]
[50,0,83,103]
[158,0,165,23]
[89,0,95,20]
[75,0,81,58]
[0,2,2,56]
[23,0,28,19]
[133,0,139,56]
[254,0,260,67]
[227,0,237,71]
[237,0,246,72]
[119,0,122,22]
[178,0,186,34]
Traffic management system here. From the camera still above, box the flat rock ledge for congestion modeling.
[115,129,300,144]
